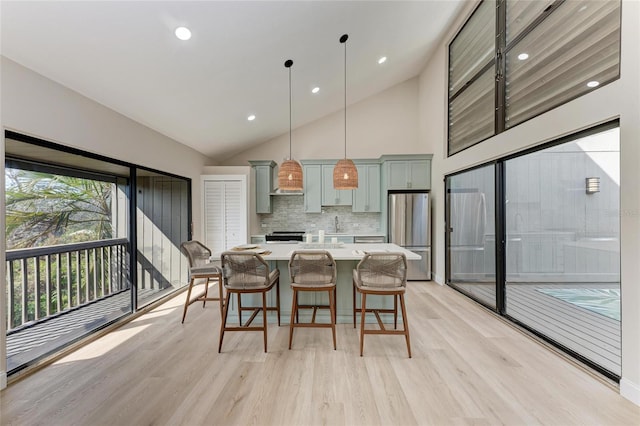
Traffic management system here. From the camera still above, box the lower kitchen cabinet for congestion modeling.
[251,235,266,244]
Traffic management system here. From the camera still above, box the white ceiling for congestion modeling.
[1,1,465,162]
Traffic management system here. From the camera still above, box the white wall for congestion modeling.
[0,57,213,389]
[222,77,422,165]
[418,0,640,405]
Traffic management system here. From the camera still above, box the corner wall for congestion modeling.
[418,0,640,405]
[0,57,212,389]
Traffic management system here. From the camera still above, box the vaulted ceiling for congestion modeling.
[1,1,465,161]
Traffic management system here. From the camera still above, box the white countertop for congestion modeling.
[219,243,420,261]
[251,232,386,238]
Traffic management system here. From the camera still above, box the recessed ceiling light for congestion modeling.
[517,53,529,60]
[587,81,600,88]
[378,56,387,65]
[311,87,320,94]
[579,5,588,12]
[175,27,192,41]
[247,114,256,121]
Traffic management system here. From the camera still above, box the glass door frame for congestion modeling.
[445,160,500,312]
[444,119,621,381]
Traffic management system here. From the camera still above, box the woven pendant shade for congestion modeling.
[278,59,303,191]
[333,33,358,190]
[278,159,303,191]
[333,158,358,190]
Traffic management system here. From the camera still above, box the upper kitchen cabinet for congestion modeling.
[249,160,276,213]
[352,162,381,213]
[302,163,322,213]
[321,164,353,206]
[381,154,433,190]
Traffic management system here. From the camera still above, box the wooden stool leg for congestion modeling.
[352,281,357,328]
[202,277,209,308]
[399,293,411,358]
[276,278,281,326]
[217,276,224,317]
[289,289,298,350]
[262,291,268,352]
[329,288,336,350]
[238,293,243,326]
[218,291,232,353]
[181,278,195,324]
[359,292,367,356]
[334,287,337,325]
[394,294,398,330]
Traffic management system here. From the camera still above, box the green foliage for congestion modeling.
[5,168,114,249]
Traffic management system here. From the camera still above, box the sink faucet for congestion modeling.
[334,216,339,233]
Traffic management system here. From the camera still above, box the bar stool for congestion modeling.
[352,252,411,358]
[288,250,337,350]
[218,251,280,352]
[180,241,223,323]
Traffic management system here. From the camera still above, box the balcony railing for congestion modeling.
[5,238,130,331]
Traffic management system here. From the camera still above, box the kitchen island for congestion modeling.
[216,243,420,324]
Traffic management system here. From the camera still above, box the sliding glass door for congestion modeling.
[445,122,621,378]
[5,132,192,374]
[136,170,190,307]
[446,164,496,309]
[504,126,621,376]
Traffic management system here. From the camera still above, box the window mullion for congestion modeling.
[495,0,507,134]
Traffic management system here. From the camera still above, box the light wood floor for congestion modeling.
[1,282,638,425]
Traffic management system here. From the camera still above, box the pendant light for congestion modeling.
[333,34,358,190]
[277,59,303,191]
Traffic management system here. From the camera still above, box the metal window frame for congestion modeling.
[444,119,621,381]
[4,130,193,368]
[447,0,622,157]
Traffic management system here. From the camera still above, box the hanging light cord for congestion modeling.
[342,35,348,159]
[284,59,294,161]
[288,61,292,160]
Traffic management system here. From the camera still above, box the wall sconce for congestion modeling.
[585,177,600,194]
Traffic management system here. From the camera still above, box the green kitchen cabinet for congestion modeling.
[385,158,431,190]
[303,164,322,213]
[249,160,276,214]
[352,163,381,213]
[321,164,352,206]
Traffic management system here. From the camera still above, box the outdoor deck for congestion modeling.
[6,288,167,372]
[453,282,621,375]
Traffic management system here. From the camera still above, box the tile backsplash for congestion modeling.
[258,195,381,234]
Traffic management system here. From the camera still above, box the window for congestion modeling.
[4,131,191,374]
[448,0,495,155]
[448,0,621,156]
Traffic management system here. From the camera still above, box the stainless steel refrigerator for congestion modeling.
[388,192,431,280]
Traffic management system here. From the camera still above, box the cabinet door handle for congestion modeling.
[407,182,412,189]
